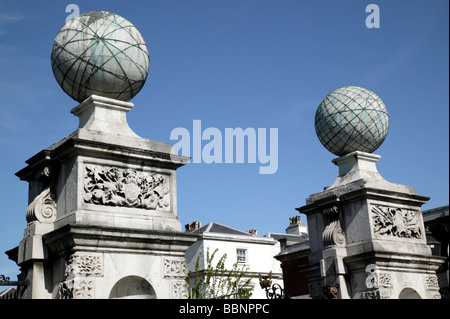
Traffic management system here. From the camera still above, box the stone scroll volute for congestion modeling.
[26,188,57,224]
[322,205,346,248]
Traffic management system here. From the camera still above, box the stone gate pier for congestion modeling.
[297,86,444,299]
[298,151,444,299]
[6,11,198,299]
[8,95,197,299]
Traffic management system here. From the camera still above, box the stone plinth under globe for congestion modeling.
[314,86,389,157]
[51,11,149,103]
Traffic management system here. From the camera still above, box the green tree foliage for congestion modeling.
[187,248,254,299]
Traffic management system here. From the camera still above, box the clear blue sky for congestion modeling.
[0,0,448,279]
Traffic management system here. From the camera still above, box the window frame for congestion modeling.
[236,248,247,264]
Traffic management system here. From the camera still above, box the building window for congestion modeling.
[236,249,247,263]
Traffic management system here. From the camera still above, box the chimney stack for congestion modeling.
[286,216,307,235]
[247,229,258,236]
[185,221,201,232]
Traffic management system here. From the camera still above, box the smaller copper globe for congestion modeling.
[315,86,389,157]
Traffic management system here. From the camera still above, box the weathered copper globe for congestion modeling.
[315,86,389,156]
[51,11,150,103]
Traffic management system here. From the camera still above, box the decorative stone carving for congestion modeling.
[68,253,103,277]
[322,206,346,247]
[37,166,51,181]
[425,275,440,290]
[26,188,57,223]
[83,164,170,210]
[378,273,393,288]
[163,258,187,278]
[371,205,422,239]
[60,278,94,299]
[59,253,102,299]
[171,280,188,299]
[73,279,95,299]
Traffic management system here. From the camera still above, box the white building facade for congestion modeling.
[185,222,284,299]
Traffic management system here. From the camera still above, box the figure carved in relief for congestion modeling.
[372,205,421,239]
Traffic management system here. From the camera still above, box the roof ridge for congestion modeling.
[208,221,251,236]
[205,222,214,232]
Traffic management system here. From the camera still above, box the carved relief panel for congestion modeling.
[425,275,441,299]
[163,258,187,278]
[163,258,188,299]
[83,164,171,211]
[371,205,422,239]
[59,252,103,299]
[68,253,103,277]
[171,281,188,299]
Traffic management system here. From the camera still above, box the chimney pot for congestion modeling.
[247,229,258,236]
[289,215,302,226]
[286,216,307,235]
[185,221,201,232]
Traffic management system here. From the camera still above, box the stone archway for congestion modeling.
[398,288,421,299]
[109,275,156,299]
